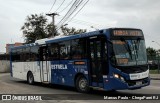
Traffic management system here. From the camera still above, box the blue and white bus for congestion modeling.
[10,28,150,92]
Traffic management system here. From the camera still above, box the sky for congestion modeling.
[0,0,160,52]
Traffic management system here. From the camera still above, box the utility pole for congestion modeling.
[46,13,59,37]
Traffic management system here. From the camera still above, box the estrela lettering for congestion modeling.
[51,64,68,69]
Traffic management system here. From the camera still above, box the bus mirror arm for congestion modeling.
[107,40,113,44]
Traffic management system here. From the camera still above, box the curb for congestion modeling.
[150,78,160,80]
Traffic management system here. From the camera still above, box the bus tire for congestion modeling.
[27,72,34,85]
[75,75,90,93]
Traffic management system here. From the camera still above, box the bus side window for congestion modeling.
[41,47,48,61]
[23,47,30,62]
[30,46,39,61]
[71,39,87,59]
[48,44,59,60]
[38,49,43,61]
[12,49,22,62]
[59,41,71,60]
[11,50,18,62]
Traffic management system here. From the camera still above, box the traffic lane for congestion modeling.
[0,73,160,103]
[150,79,160,86]
[0,75,79,94]
[1,73,160,95]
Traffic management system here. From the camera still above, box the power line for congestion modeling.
[48,0,57,13]
[56,0,86,30]
[55,0,66,12]
[69,19,102,27]
[66,0,89,24]
[48,0,90,35]
[58,0,75,13]
[56,0,81,28]
[48,0,81,36]
[60,0,83,23]
[56,15,103,27]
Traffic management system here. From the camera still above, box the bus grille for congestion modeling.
[126,77,149,86]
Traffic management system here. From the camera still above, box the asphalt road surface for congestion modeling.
[0,73,160,103]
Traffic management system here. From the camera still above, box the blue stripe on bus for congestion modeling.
[50,59,88,86]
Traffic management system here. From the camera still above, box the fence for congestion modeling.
[0,54,10,73]
[148,55,160,74]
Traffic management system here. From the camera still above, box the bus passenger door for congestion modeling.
[89,36,108,88]
[39,46,49,83]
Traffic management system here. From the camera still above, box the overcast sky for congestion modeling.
[0,0,160,52]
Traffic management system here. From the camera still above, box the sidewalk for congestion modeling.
[150,74,160,80]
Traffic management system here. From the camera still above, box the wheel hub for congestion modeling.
[79,79,87,90]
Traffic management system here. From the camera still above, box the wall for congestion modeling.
[0,60,10,73]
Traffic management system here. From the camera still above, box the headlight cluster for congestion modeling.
[113,73,125,82]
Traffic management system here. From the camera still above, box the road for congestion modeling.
[0,73,160,103]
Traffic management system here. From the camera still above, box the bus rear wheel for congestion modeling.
[75,76,90,93]
[27,72,34,85]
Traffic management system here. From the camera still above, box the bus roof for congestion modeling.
[35,35,69,45]
[11,43,38,50]
[11,28,143,50]
[11,29,106,50]
[45,29,105,44]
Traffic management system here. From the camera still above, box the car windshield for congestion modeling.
[111,39,147,66]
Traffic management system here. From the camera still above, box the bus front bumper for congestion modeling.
[103,77,150,91]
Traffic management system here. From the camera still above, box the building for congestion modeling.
[0,53,10,72]
[6,42,23,54]
[0,42,23,73]
[0,52,5,54]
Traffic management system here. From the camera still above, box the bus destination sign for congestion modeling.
[113,30,143,36]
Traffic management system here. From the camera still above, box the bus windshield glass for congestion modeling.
[111,39,147,66]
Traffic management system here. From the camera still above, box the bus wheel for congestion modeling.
[76,76,90,93]
[27,72,34,85]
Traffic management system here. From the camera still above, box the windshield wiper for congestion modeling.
[120,38,133,60]
[135,38,141,58]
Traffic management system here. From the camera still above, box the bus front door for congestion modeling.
[89,37,108,88]
[39,46,49,83]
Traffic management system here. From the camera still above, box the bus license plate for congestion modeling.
[136,81,142,85]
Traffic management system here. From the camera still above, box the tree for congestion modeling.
[21,14,87,43]
[21,14,52,43]
[61,25,86,36]
[146,47,156,57]
[45,23,59,38]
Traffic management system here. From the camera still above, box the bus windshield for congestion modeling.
[111,39,147,66]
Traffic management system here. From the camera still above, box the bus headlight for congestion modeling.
[114,74,120,78]
[114,74,125,82]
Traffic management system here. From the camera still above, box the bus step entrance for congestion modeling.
[89,86,104,90]
[42,81,49,84]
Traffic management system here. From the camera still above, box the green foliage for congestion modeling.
[146,47,156,57]
[61,25,86,36]
[21,14,49,43]
[45,23,59,37]
[149,70,159,74]
[21,14,86,43]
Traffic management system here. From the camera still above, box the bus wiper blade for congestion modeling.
[136,38,141,50]
[135,38,141,58]
[126,42,133,60]
[120,38,133,60]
